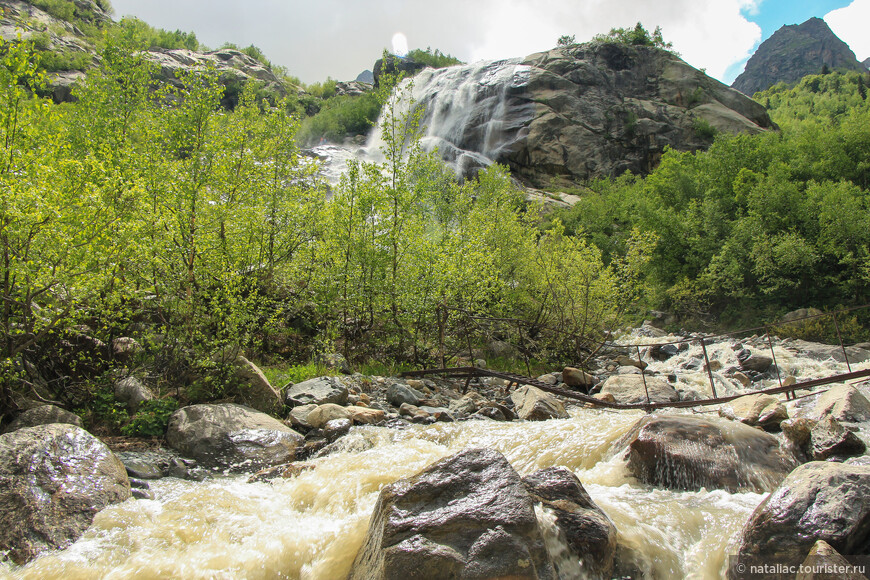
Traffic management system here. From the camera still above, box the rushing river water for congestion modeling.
[4,334,870,579]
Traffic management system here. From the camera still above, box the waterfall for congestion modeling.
[364,59,537,179]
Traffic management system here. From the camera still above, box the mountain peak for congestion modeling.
[732,17,864,96]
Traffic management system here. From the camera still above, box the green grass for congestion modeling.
[260,362,336,389]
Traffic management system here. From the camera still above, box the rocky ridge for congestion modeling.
[732,17,866,96]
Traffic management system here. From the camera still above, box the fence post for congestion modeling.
[636,345,651,406]
[765,327,785,398]
[832,311,852,373]
[699,338,718,399]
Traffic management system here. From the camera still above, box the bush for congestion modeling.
[406,47,462,68]
[297,93,381,145]
[121,398,178,437]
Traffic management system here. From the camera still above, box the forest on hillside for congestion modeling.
[2,16,870,434]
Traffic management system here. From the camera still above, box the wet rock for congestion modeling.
[114,376,155,413]
[307,403,352,429]
[348,448,554,580]
[474,406,508,421]
[738,353,773,372]
[119,454,165,480]
[285,377,348,407]
[1,404,81,434]
[562,367,595,390]
[615,355,647,370]
[166,403,303,471]
[648,343,680,362]
[523,467,617,580]
[230,356,284,415]
[449,392,487,414]
[386,382,424,407]
[511,385,569,421]
[131,488,154,500]
[814,384,870,422]
[719,394,788,430]
[623,414,799,492]
[599,375,679,405]
[796,540,868,580]
[730,462,870,579]
[247,461,316,483]
[0,424,131,565]
[782,418,816,457]
[811,416,866,460]
[323,418,352,442]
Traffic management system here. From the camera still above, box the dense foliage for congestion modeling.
[406,47,462,68]
[592,23,673,51]
[0,39,650,425]
[552,70,870,326]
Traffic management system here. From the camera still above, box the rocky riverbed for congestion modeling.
[2,327,870,578]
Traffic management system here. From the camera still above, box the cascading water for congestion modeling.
[4,335,870,579]
[311,58,536,184]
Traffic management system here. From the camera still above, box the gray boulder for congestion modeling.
[166,403,303,471]
[730,462,870,579]
[114,376,155,413]
[285,377,348,407]
[814,384,870,422]
[349,448,555,579]
[790,340,870,365]
[511,385,569,421]
[600,375,679,405]
[797,540,869,580]
[0,424,130,565]
[523,467,617,579]
[2,404,81,434]
[562,367,595,389]
[738,353,773,373]
[386,382,424,407]
[623,414,798,492]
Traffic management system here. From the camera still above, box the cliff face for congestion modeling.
[732,17,865,96]
[392,42,775,188]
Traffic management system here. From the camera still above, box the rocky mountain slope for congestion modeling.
[732,17,865,96]
[0,0,285,103]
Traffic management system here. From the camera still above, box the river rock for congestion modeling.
[813,384,870,422]
[307,403,352,429]
[1,404,82,434]
[649,343,680,362]
[347,405,385,425]
[348,448,555,580]
[113,376,155,413]
[623,414,798,492]
[511,385,569,421]
[599,375,679,405]
[523,467,617,579]
[0,424,131,565]
[285,377,348,407]
[287,403,317,429]
[386,382,424,407]
[738,353,773,372]
[562,367,596,390]
[729,462,870,579]
[322,418,352,442]
[166,403,303,470]
[229,356,284,415]
[718,393,788,430]
[797,540,869,580]
[811,416,866,460]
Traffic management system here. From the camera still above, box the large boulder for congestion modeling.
[523,467,617,579]
[349,448,555,579]
[797,540,869,580]
[0,424,131,565]
[511,385,569,421]
[718,393,788,430]
[113,376,155,413]
[386,382,424,407]
[789,340,870,365]
[229,356,283,416]
[1,404,81,434]
[285,376,348,407]
[813,384,870,422]
[729,462,870,579]
[810,416,866,460]
[622,414,799,492]
[166,403,303,470]
[599,375,679,405]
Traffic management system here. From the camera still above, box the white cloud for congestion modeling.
[826,0,870,60]
[110,0,764,84]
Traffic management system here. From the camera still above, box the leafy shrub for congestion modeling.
[693,117,717,139]
[592,22,673,50]
[112,17,199,51]
[296,93,381,145]
[771,309,869,345]
[406,47,462,68]
[121,398,178,437]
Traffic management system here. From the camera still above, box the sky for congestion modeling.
[108,0,870,85]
